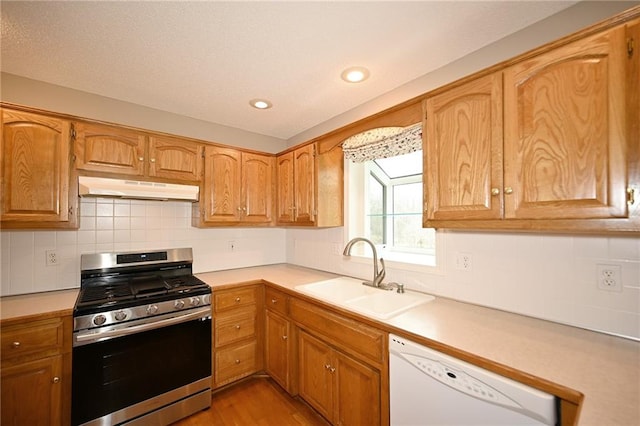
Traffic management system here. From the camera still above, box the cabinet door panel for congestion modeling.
[276,151,295,223]
[294,144,316,224]
[1,109,72,224]
[1,355,63,426]
[242,152,273,223]
[335,351,381,426]
[148,136,202,182]
[298,331,333,421]
[265,310,291,391]
[201,146,241,222]
[504,26,628,219]
[74,122,146,176]
[425,73,503,220]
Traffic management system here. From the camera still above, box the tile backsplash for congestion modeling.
[0,198,286,295]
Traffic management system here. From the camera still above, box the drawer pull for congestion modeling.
[235,359,241,364]
[504,186,514,195]
[235,297,241,303]
[282,335,288,340]
[329,367,336,373]
[12,341,20,348]
[271,298,278,304]
[235,325,241,330]
[324,364,331,370]
[52,377,60,384]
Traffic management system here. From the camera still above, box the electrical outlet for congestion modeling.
[596,264,622,292]
[455,252,472,271]
[227,241,236,252]
[45,250,58,266]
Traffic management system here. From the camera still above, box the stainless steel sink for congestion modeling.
[296,277,434,319]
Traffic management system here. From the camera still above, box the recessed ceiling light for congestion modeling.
[341,66,370,83]
[250,99,272,109]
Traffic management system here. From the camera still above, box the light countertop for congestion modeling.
[2,264,638,425]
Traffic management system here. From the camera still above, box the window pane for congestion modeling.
[368,174,384,245]
[374,150,422,178]
[393,182,431,249]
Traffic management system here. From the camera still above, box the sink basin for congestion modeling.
[296,277,434,319]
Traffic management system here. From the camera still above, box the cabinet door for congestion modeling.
[201,145,241,223]
[335,351,381,426]
[74,122,146,176]
[424,73,504,221]
[504,25,628,219]
[276,151,295,223]
[148,135,202,182]
[1,355,63,426]
[1,109,75,226]
[298,331,333,421]
[294,144,316,224]
[242,152,274,223]
[265,310,291,391]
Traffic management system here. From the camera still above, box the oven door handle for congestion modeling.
[74,307,211,346]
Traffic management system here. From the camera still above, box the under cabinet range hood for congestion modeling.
[78,176,199,201]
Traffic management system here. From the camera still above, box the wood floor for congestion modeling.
[172,377,330,426]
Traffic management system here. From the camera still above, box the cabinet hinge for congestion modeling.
[313,145,317,158]
[70,124,77,140]
[628,37,635,58]
[627,187,636,206]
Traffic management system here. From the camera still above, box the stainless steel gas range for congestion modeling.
[72,248,212,426]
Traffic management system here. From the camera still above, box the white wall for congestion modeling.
[286,227,640,340]
[0,198,286,295]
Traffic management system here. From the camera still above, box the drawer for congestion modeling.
[214,286,258,312]
[290,298,385,367]
[215,308,257,347]
[265,287,288,316]
[1,317,65,363]
[215,340,259,386]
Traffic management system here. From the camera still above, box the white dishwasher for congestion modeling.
[389,334,558,426]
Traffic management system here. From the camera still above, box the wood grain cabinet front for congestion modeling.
[0,108,78,229]
[212,285,263,388]
[264,287,297,394]
[424,23,637,233]
[74,122,203,183]
[194,146,274,226]
[0,315,72,426]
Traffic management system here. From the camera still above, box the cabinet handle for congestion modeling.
[235,359,241,364]
[235,325,241,330]
[138,157,144,161]
[235,297,241,303]
[12,341,20,348]
[237,207,243,211]
[271,298,278,304]
[329,367,336,373]
[628,188,635,205]
[504,187,513,195]
[150,158,156,163]
[491,188,500,196]
[324,364,331,370]
[282,335,288,340]
[52,377,60,384]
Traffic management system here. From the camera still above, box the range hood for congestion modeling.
[78,176,199,202]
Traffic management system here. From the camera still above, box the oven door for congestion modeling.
[72,309,211,425]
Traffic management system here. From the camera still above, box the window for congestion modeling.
[348,150,437,267]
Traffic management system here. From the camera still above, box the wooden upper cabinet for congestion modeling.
[148,135,202,182]
[1,108,77,229]
[503,24,628,220]
[293,144,316,224]
[276,151,295,223]
[195,146,273,225]
[74,122,146,176]
[424,72,504,221]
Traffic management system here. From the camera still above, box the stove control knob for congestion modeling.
[146,305,158,315]
[174,299,185,309]
[190,297,201,306]
[114,310,127,321]
[93,314,107,326]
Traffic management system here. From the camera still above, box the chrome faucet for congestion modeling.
[343,237,386,288]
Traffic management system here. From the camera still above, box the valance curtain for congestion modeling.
[342,122,422,163]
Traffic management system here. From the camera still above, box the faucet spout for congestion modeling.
[343,237,386,288]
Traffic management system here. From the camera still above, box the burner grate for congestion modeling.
[79,284,133,304]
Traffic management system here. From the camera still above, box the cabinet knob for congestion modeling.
[271,298,278,304]
[282,335,288,340]
[235,359,241,364]
[504,187,514,195]
[235,325,241,330]
[324,364,331,370]
[491,188,500,196]
[329,367,336,373]
[237,207,243,211]
[235,297,241,303]
[138,157,144,161]
[52,377,60,384]
[12,341,20,348]
[150,158,156,163]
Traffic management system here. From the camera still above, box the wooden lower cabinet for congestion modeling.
[298,330,381,426]
[265,309,295,394]
[0,314,71,426]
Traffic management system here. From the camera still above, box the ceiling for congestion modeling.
[1,1,578,141]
